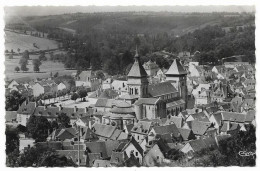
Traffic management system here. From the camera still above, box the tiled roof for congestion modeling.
[148,81,177,97]
[188,111,210,122]
[165,59,187,75]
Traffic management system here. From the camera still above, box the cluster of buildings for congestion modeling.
[6,49,255,167]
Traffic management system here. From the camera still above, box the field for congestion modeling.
[5,30,58,53]
[5,55,76,81]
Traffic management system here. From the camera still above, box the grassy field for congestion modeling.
[5,55,76,81]
[5,30,58,53]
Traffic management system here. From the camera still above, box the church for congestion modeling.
[98,48,188,130]
[127,48,187,119]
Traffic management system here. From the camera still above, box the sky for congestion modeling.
[4,6,255,17]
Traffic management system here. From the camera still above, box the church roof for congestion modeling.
[127,49,148,78]
[165,59,187,75]
[127,61,148,77]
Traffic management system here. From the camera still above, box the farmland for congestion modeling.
[5,55,76,81]
[5,30,58,53]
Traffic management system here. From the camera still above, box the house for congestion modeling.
[155,69,166,82]
[178,51,191,58]
[102,78,113,90]
[180,136,218,154]
[194,88,211,106]
[17,101,37,126]
[186,111,210,122]
[183,120,215,139]
[93,160,112,167]
[131,120,152,143]
[57,81,69,91]
[110,151,129,166]
[148,124,180,142]
[143,60,160,77]
[76,70,100,91]
[111,79,128,95]
[142,143,165,166]
[115,137,144,164]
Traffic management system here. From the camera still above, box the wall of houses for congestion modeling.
[17,113,30,126]
[143,144,164,166]
[124,143,143,164]
[32,83,44,97]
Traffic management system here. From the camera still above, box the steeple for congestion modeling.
[127,46,147,78]
[127,46,149,98]
[134,45,139,61]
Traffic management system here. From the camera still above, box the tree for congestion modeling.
[14,66,20,73]
[32,59,42,72]
[5,90,26,111]
[77,89,88,101]
[26,115,51,142]
[38,152,76,167]
[57,113,70,128]
[6,125,19,155]
[39,51,47,61]
[71,93,79,102]
[96,70,105,80]
[54,72,59,78]
[22,50,29,60]
[19,58,28,72]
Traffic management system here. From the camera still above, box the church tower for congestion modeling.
[165,59,188,108]
[127,47,149,98]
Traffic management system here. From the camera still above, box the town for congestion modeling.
[5,9,256,167]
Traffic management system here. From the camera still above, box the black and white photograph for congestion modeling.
[3,1,257,167]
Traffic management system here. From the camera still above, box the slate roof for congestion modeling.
[110,151,128,165]
[17,101,37,115]
[134,98,160,105]
[5,111,17,122]
[178,128,195,141]
[148,81,177,97]
[127,52,148,77]
[221,112,246,123]
[165,59,187,75]
[110,107,135,114]
[91,123,117,138]
[188,139,207,152]
[188,120,211,136]
[164,116,183,128]
[188,111,210,122]
[153,124,180,138]
[166,99,185,108]
[131,121,152,135]
[245,110,255,122]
